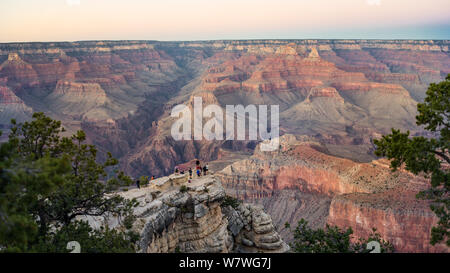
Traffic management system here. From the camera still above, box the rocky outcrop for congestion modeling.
[0,53,39,89]
[83,174,288,253]
[216,135,449,253]
[218,135,412,199]
[52,80,107,98]
[222,203,287,252]
[327,191,447,253]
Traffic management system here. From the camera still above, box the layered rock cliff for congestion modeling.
[216,135,449,253]
[81,174,289,253]
[0,77,32,124]
[0,40,448,177]
[327,192,445,253]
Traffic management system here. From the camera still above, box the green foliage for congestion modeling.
[221,195,241,209]
[0,124,71,251]
[139,175,149,187]
[123,214,136,230]
[179,185,188,193]
[288,219,394,253]
[0,112,138,252]
[180,206,193,213]
[374,75,449,247]
[356,228,394,253]
[32,221,138,253]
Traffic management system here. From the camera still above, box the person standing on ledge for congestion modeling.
[136,179,140,189]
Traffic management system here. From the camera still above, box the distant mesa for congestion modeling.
[305,86,344,103]
[53,80,107,97]
[8,53,21,62]
[307,48,320,60]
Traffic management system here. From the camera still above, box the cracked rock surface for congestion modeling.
[84,174,289,253]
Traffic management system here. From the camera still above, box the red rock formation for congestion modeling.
[305,87,344,102]
[328,191,448,253]
[367,48,449,84]
[0,80,32,123]
[0,85,24,104]
[219,138,411,200]
[198,49,370,97]
[53,80,106,97]
[0,53,39,88]
[217,135,449,253]
[365,72,420,84]
[331,81,410,95]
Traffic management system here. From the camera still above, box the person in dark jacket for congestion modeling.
[136,179,140,189]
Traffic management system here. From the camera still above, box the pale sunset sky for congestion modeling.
[0,0,449,42]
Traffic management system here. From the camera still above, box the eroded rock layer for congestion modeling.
[216,135,449,252]
[82,174,289,253]
[0,40,449,177]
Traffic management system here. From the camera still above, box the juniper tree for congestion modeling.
[0,113,138,252]
[374,75,449,247]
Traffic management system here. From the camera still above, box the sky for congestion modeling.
[0,0,449,42]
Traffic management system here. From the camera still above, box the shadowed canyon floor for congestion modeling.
[1,40,449,252]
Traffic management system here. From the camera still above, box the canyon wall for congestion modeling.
[216,135,449,252]
[0,40,448,177]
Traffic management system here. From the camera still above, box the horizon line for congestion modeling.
[1,38,450,44]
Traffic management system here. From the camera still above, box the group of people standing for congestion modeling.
[175,160,209,179]
[193,160,208,178]
[135,160,209,188]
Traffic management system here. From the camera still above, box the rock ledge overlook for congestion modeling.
[85,174,289,253]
